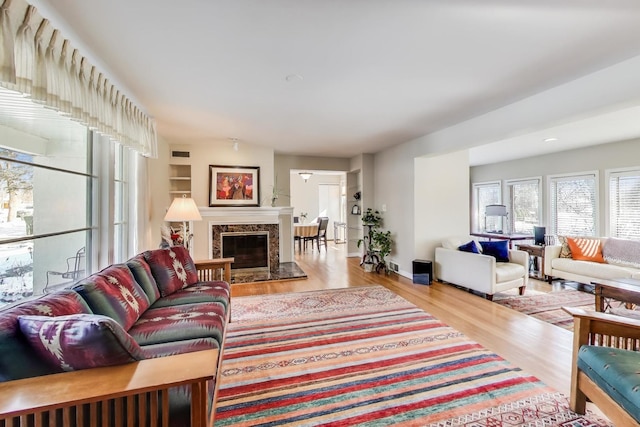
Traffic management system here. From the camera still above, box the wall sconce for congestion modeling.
[299,172,313,182]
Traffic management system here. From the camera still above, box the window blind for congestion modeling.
[609,170,640,240]
[473,182,501,232]
[550,174,597,236]
[507,179,540,234]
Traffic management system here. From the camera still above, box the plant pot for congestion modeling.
[363,263,374,273]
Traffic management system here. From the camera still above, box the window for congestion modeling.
[472,181,501,232]
[608,168,640,240]
[506,178,541,234]
[0,87,139,307]
[549,172,598,237]
[114,143,129,263]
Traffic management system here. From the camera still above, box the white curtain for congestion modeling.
[0,0,157,157]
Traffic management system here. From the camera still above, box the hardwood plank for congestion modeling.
[231,243,573,395]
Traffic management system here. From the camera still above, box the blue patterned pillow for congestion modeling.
[479,240,510,262]
[458,241,480,254]
[18,314,147,371]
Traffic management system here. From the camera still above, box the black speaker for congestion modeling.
[412,259,432,285]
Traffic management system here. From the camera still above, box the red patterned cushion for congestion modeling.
[0,290,93,380]
[73,264,151,330]
[151,281,231,313]
[129,303,226,347]
[18,314,147,372]
[143,247,198,297]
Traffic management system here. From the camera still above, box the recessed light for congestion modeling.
[543,137,558,142]
[285,74,304,82]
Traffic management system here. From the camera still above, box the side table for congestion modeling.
[517,243,545,280]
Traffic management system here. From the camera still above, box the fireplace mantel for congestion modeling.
[199,207,294,263]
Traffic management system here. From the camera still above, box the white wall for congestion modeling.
[414,151,470,272]
[159,140,275,260]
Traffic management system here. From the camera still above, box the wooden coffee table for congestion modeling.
[591,278,640,312]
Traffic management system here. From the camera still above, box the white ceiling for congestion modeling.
[31,0,640,162]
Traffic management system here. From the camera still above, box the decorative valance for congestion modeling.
[0,0,157,157]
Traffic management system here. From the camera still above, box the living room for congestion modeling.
[2,1,640,425]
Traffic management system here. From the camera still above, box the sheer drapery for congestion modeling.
[0,0,157,157]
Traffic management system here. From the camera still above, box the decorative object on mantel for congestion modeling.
[267,174,289,207]
[164,194,202,249]
[209,165,260,207]
[299,172,313,182]
[357,208,393,274]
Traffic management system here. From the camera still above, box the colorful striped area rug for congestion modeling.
[214,286,610,426]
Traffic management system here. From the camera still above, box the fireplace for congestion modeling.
[211,223,280,272]
[221,232,269,270]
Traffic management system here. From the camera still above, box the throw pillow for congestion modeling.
[18,314,147,372]
[73,264,151,330]
[557,236,572,258]
[458,240,479,254]
[566,237,604,263]
[479,240,510,262]
[143,246,199,297]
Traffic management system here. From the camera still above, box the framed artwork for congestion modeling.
[209,165,260,207]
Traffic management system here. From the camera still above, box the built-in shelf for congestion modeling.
[169,163,192,203]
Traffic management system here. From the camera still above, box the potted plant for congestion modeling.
[357,208,392,273]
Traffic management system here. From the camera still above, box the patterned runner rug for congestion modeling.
[493,288,595,330]
[215,286,609,426]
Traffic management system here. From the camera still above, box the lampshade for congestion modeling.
[164,195,202,221]
[485,204,508,216]
[299,172,313,182]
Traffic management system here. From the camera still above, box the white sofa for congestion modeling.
[544,237,640,284]
[434,236,529,300]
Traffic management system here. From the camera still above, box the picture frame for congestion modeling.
[209,165,260,207]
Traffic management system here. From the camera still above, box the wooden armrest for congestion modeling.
[563,307,640,348]
[0,349,218,422]
[195,257,234,283]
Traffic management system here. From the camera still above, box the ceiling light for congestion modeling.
[229,138,239,151]
[543,137,558,143]
[285,74,304,82]
[299,172,313,182]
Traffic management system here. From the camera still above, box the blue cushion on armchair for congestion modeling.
[479,240,510,262]
[458,241,480,254]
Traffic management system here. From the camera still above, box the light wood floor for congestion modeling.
[231,243,574,395]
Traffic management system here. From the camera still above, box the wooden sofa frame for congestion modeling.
[564,307,640,427]
[0,257,234,427]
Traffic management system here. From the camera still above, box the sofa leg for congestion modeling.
[485,294,493,301]
[518,286,526,296]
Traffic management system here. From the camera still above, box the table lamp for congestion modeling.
[164,195,202,249]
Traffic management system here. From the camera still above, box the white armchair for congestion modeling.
[434,237,529,300]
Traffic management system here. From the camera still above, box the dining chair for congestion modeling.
[304,217,329,251]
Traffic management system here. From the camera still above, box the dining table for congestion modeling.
[294,223,319,252]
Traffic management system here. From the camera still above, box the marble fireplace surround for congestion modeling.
[200,207,294,269]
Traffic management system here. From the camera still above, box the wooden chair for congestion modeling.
[304,217,329,251]
[44,247,86,293]
[563,307,640,426]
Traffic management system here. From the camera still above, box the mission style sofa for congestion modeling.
[544,236,640,284]
[0,246,233,427]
